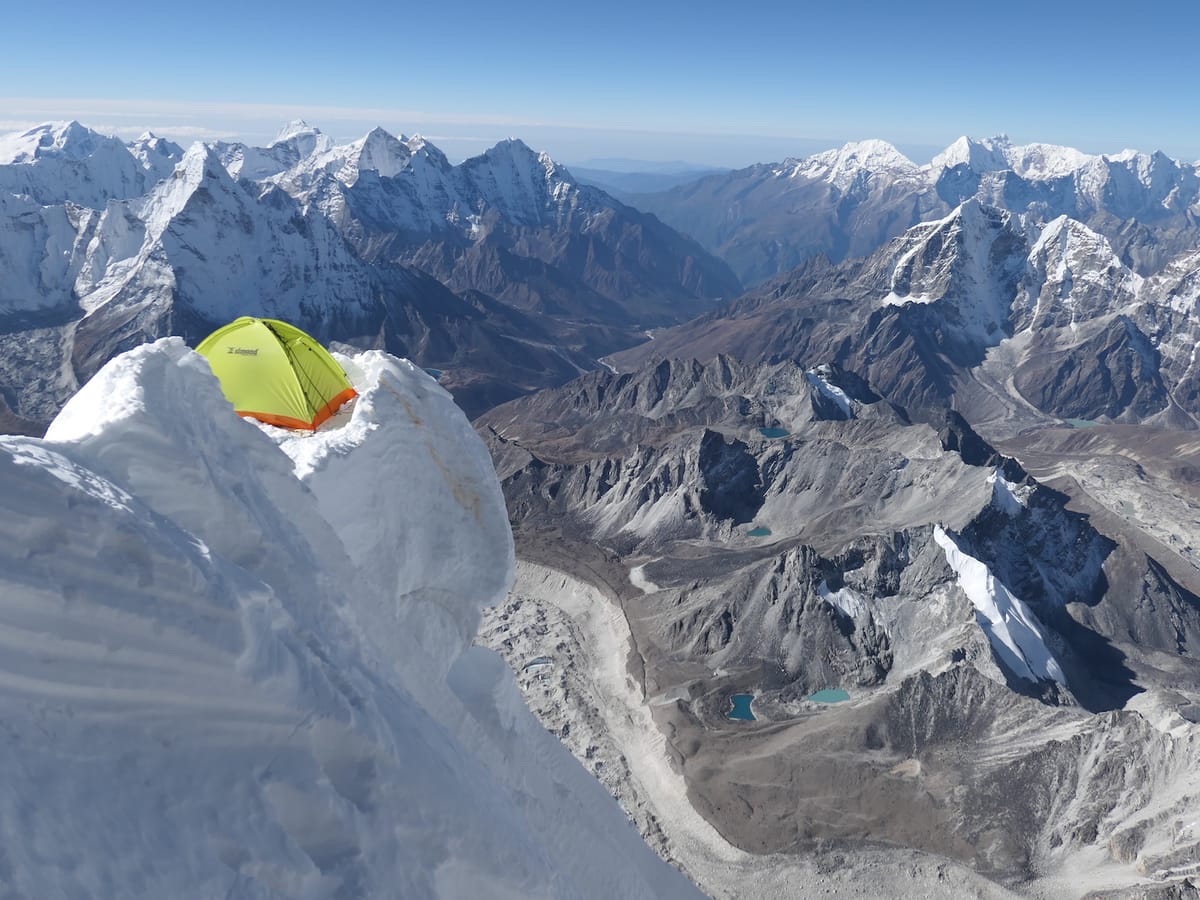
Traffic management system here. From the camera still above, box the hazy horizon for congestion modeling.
[4,0,1198,168]
[3,106,1193,173]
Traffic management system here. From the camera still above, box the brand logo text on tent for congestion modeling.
[226,347,259,356]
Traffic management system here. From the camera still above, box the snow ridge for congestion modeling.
[934,525,1066,686]
[0,340,700,898]
[805,368,855,419]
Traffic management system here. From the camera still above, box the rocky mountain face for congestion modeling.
[631,134,1200,287]
[610,199,1200,432]
[269,129,740,335]
[629,140,941,288]
[479,353,1200,895]
[0,121,737,429]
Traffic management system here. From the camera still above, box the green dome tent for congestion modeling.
[196,317,358,431]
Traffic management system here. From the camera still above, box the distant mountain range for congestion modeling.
[629,135,1200,287]
[7,117,1200,896]
[0,120,738,429]
[609,197,1200,431]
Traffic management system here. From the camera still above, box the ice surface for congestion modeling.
[2,339,699,898]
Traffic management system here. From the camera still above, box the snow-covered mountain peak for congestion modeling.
[883,199,1023,343]
[489,137,568,175]
[1007,142,1095,179]
[930,195,1004,236]
[339,126,413,181]
[272,119,317,145]
[269,118,333,158]
[453,139,583,226]
[791,139,919,188]
[475,137,558,174]
[134,141,245,241]
[1123,148,1185,186]
[0,120,112,164]
[274,126,419,189]
[1018,214,1143,329]
[0,121,148,206]
[129,130,183,159]
[932,135,1189,191]
[934,526,1067,686]
[178,140,235,188]
[127,132,185,179]
[1030,214,1117,259]
[930,135,1013,175]
[404,133,452,169]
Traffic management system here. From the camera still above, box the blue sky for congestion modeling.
[3,0,1197,168]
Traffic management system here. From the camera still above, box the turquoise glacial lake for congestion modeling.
[759,427,790,438]
[747,526,772,537]
[728,694,755,720]
[808,689,850,704]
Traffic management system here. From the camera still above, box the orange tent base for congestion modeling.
[237,387,358,431]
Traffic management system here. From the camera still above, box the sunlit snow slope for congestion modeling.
[0,339,699,899]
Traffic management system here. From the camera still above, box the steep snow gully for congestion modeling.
[0,339,698,899]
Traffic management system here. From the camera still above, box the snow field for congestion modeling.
[0,339,701,899]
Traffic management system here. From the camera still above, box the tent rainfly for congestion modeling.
[196,317,357,431]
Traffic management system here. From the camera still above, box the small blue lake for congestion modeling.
[1065,418,1100,429]
[728,694,755,720]
[423,368,444,380]
[746,527,772,537]
[759,427,790,438]
[808,688,850,704]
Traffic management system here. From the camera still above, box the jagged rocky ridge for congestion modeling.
[611,199,1200,431]
[631,134,1200,287]
[0,120,738,430]
[269,128,740,327]
[479,354,1200,894]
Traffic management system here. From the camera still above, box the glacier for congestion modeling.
[0,339,699,899]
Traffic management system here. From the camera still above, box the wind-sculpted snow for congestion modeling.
[0,339,700,899]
